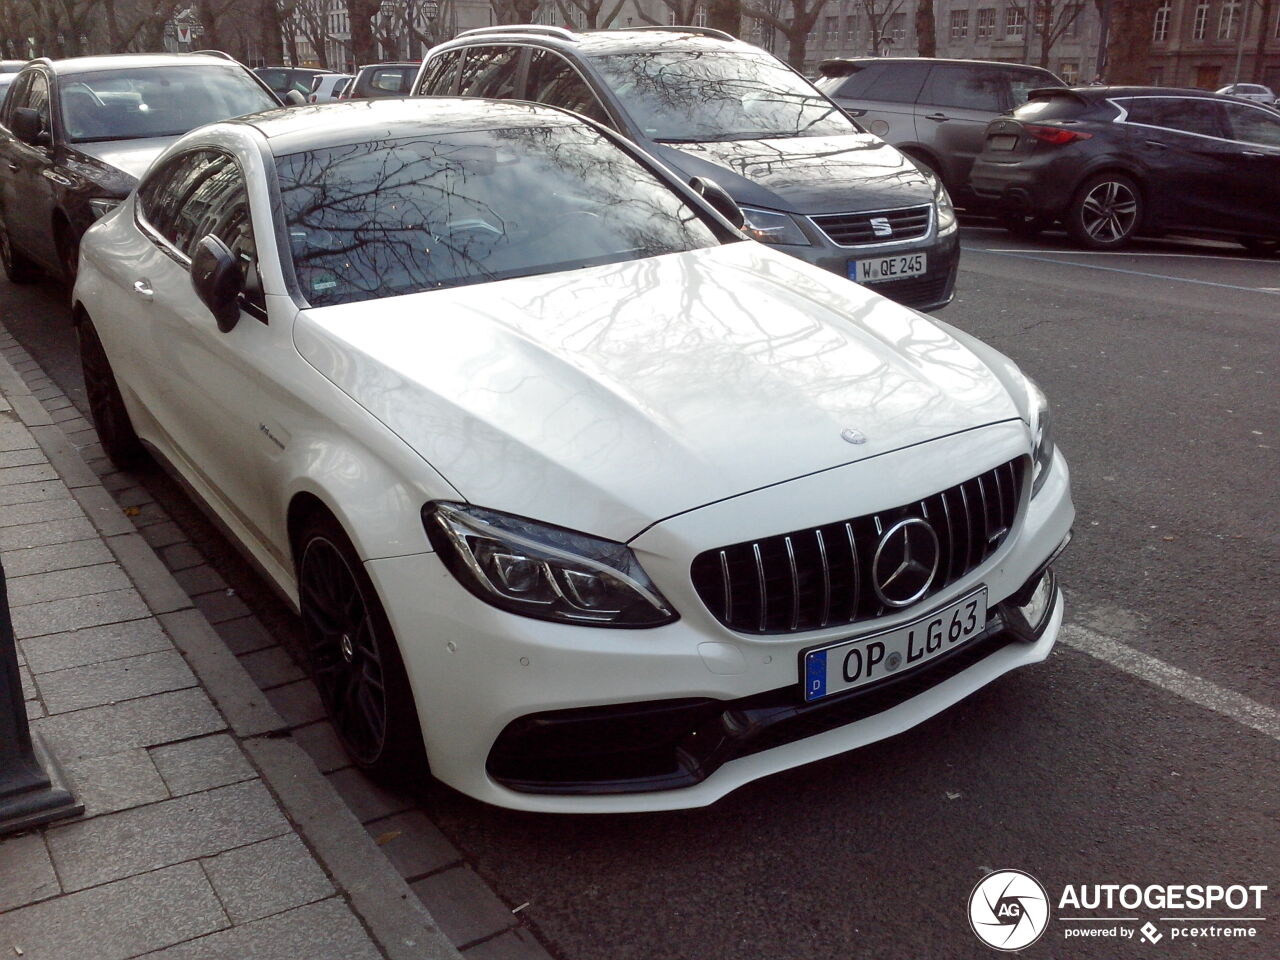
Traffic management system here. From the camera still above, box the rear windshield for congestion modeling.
[59,66,277,142]
[275,123,721,307]
[1012,94,1092,121]
[592,50,854,142]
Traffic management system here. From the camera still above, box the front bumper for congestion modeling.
[365,430,1073,813]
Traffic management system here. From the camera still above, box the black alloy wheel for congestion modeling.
[0,213,39,284]
[1067,173,1141,249]
[56,224,79,286]
[77,319,148,469]
[296,516,425,781]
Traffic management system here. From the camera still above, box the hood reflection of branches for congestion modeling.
[275,122,721,308]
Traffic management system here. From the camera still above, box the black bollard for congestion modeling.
[0,556,82,835]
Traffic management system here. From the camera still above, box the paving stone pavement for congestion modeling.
[0,321,555,960]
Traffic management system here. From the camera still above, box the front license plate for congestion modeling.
[802,589,987,703]
[849,252,927,283]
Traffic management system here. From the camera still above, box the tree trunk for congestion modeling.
[1104,0,1157,84]
[708,0,741,37]
[260,0,283,65]
[914,0,934,57]
[198,0,222,52]
[786,26,805,68]
[1255,0,1274,83]
[347,0,379,65]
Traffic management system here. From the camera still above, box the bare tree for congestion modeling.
[855,0,905,55]
[1252,0,1274,83]
[489,0,539,24]
[554,0,626,30]
[1007,0,1085,68]
[914,0,935,56]
[347,0,381,64]
[290,0,331,67]
[631,0,699,26]
[1104,0,1158,83]
[707,0,740,36]
[742,0,826,68]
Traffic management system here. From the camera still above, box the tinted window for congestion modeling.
[919,64,1003,111]
[845,62,929,103]
[1012,94,1091,121]
[1007,68,1064,107]
[139,150,220,249]
[417,50,462,94]
[257,69,289,92]
[457,47,523,99]
[275,123,720,306]
[593,51,854,141]
[369,67,413,93]
[1122,97,1226,138]
[1224,102,1280,145]
[19,73,51,133]
[57,66,276,143]
[525,50,609,126]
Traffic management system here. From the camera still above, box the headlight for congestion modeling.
[87,198,120,220]
[925,173,957,234]
[739,206,811,246]
[423,502,678,628]
[1025,377,1055,497]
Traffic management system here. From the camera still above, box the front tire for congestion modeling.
[0,213,40,284]
[1066,173,1141,249]
[295,514,426,783]
[77,318,148,469]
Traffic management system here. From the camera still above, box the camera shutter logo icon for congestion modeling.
[968,869,1050,951]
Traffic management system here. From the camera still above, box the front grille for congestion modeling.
[690,459,1024,635]
[811,204,932,246]
[861,269,952,309]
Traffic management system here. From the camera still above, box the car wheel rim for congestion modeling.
[300,536,388,765]
[81,330,124,442]
[1080,181,1137,243]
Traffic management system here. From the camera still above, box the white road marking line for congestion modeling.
[1061,624,1280,742]
[977,247,1279,263]
[965,248,1280,295]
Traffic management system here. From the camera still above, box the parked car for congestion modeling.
[413,27,960,311]
[73,96,1072,812]
[308,72,351,103]
[814,57,1065,203]
[1215,82,1277,105]
[343,62,418,98]
[970,86,1280,252]
[0,53,280,285]
[0,61,25,103]
[255,65,334,97]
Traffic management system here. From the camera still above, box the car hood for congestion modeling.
[292,242,1019,542]
[70,136,180,183]
[652,134,932,215]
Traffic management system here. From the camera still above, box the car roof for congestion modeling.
[819,56,1060,74]
[357,62,419,70]
[226,96,586,153]
[436,27,762,57]
[29,53,254,77]
[1051,84,1252,101]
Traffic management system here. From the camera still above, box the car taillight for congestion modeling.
[1023,124,1093,145]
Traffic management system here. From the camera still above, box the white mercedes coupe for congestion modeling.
[73,98,1073,812]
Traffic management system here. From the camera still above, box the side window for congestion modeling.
[3,73,29,125]
[919,65,1003,111]
[456,45,523,99]
[416,50,462,95]
[857,62,929,104]
[830,64,881,99]
[370,68,408,94]
[1223,102,1280,146]
[1122,98,1226,138]
[14,73,52,134]
[138,151,215,245]
[525,50,611,126]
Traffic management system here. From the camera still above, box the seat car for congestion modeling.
[343,62,418,99]
[308,72,351,102]
[1215,82,1276,105]
[814,57,1065,202]
[0,53,281,285]
[73,97,1072,812]
[255,65,334,97]
[413,27,960,311]
[969,86,1280,252]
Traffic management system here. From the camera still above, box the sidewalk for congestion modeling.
[0,330,466,959]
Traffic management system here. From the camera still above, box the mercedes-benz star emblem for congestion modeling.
[840,428,867,444]
[872,518,941,608]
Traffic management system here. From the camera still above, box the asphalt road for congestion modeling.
[2,223,1276,960]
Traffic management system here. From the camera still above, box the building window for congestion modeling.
[824,15,838,42]
[1059,60,1079,84]
[1218,1,1240,40]
[693,4,707,27]
[977,8,996,39]
[1193,2,1209,39]
[888,11,906,42]
[951,9,969,39]
[1153,2,1170,41]
[1005,6,1025,38]
[845,14,858,42]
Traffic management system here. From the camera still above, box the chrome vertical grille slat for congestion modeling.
[690,459,1024,635]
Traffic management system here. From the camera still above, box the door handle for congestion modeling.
[132,279,153,300]
[1242,150,1265,158]
[1144,140,1168,148]
[843,107,867,117]
[924,112,950,122]
[5,162,16,171]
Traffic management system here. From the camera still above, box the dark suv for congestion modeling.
[345,62,419,99]
[413,27,960,311]
[815,57,1064,202]
[0,53,279,285]
[255,65,335,97]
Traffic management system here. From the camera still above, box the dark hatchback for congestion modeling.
[970,86,1280,251]
[0,54,280,285]
[413,27,960,311]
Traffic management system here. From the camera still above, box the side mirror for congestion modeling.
[689,176,746,230]
[12,107,49,146]
[283,89,307,107]
[191,235,243,333]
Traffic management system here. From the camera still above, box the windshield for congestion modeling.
[59,66,277,143]
[276,123,722,307]
[593,51,855,142]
